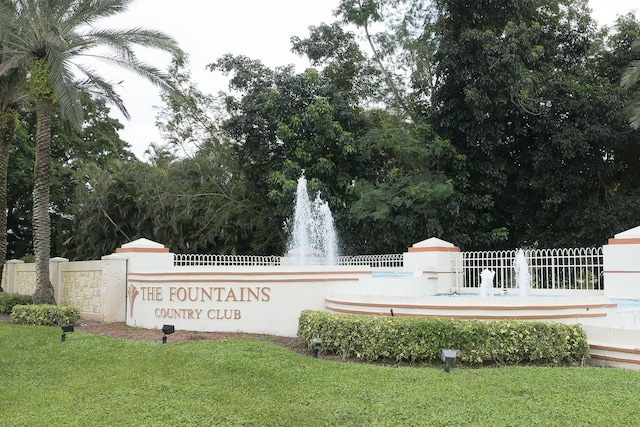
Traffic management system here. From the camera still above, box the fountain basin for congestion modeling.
[325,293,616,322]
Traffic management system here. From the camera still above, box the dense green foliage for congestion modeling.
[0,292,31,314]
[0,3,24,288]
[334,0,640,249]
[71,145,277,258]
[10,304,79,326]
[1,323,639,426]
[7,95,135,261]
[298,310,588,365]
[3,1,640,263]
[0,0,182,303]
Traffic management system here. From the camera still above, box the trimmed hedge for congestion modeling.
[298,310,589,366]
[0,293,33,314]
[10,304,80,326]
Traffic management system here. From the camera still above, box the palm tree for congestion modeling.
[621,39,640,129]
[0,0,183,304]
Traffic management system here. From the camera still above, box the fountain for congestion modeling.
[107,226,634,367]
[287,175,338,265]
[479,269,495,297]
[513,249,531,297]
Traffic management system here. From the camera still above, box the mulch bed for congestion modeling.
[79,322,307,351]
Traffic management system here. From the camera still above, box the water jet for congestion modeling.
[287,174,338,265]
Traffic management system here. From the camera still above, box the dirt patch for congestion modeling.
[77,322,310,354]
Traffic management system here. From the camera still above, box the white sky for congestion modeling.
[99,0,638,160]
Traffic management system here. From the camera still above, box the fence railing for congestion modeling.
[174,254,281,266]
[174,253,404,268]
[174,247,603,293]
[337,254,404,268]
[458,247,604,292]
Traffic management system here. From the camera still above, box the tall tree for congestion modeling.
[154,56,226,158]
[0,0,26,290]
[345,109,453,253]
[291,22,453,253]
[621,36,640,128]
[426,0,610,248]
[211,22,454,255]
[0,73,22,292]
[334,0,640,250]
[210,54,370,254]
[0,0,182,303]
[5,94,133,262]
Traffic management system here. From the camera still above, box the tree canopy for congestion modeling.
[0,0,182,303]
[3,0,640,270]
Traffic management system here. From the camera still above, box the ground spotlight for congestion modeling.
[162,324,175,344]
[312,337,323,358]
[440,349,458,372]
[61,324,74,342]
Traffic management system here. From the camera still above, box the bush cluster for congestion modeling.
[10,304,80,326]
[0,293,33,314]
[298,310,589,366]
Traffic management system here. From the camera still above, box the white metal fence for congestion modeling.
[458,247,604,292]
[174,247,604,293]
[174,254,281,266]
[336,254,404,268]
[173,253,404,268]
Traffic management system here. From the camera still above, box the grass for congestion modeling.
[1,323,639,426]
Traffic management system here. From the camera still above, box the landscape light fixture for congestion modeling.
[390,308,394,316]
[162,324,175,344]
[440,349,458,372]
[312,337,323,358]
[61,324,74,342]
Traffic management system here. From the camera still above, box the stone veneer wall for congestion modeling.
[59,261,106,321]
[2,257,126,323]
[14,270,36,296]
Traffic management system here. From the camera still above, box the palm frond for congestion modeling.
[86,28,182,52]
[623,93,640,129]
[59,0,132,33]
[47,46,84,124]
[0,53,31,77]
[0,72,26,111]
[87,52,179,93]
[73,64,128,119]
[1,0,183,125]
[621,35,640,91]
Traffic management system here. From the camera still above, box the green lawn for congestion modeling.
[0,323,638,426]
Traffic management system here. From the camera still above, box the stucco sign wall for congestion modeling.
[125,269,366,337]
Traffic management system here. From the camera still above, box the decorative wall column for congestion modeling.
[2,259,24,293]
[99,255,128,322]
[49,257,69,303]
[603,226,640,299]
[403,237,461,294]
[114,238,174,272]
[111,238,174,326]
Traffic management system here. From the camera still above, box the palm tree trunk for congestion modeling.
[32,99,55,304]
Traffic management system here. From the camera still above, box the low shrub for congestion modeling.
[298,310,589,366]
[0,292,33,314]
[10,304,80,326]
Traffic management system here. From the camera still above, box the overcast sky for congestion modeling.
[98,0,638,160]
